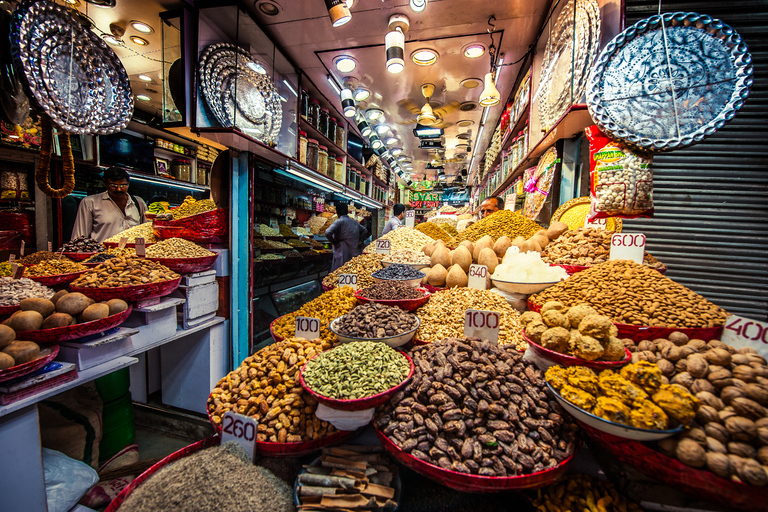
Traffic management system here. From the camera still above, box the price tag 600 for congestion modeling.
[404,210,415,228]
[467,264,488,290]
[135,237,146,257]
[584,216,607,229]
[722,315,768,360]
[464,309,500,344]
[339,274,358,290]
[609,233,646,264]
[375,239,391,255]
[220,412,258,462]
[295,316,321,340]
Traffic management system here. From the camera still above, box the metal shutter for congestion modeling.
[622,0,768,321]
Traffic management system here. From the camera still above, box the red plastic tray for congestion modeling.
[555,263,667,275]
[14,307,132,344]
[0,345,59,384]
[354,288,431,312]
[375,427,576,492]
[523,332,631,369]
[102,242,156,249]
[322,283,333,292]
[69,277,181,303]
[146,254,218,274]
[421,284,445,294]
[152,208,229,244]
[0,304,21,316]
[62,251,101,262]
[583,424,768,511]
[26,270,87,287]
[269,315,286,343]
[299,351,414,411]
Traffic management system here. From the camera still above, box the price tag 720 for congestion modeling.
[722,315,768,360]
[609,233,646,264]
[464,309,500,344]
[467,264,488,290]
[295,316,321,340]
[375,239,391,254]
[339,274,358,290]
[220,411,258,462]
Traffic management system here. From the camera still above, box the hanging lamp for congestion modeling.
[325,0,351,27]
[478,15,501,107]
[386,14,409,74]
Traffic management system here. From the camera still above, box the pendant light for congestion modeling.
[479,15,501,107]
[325,0,351,27]
[386,14,409,74]
[340,88,356,117]
[409,0,427,13]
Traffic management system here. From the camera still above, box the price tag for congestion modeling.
[722,315,768,360]
[464,309,500,344]
[375,239,391,255]
[295,316,321,340]
[269,218,279,229]
[19,240,24,256]
[339,274,358,290]
[220,411,258,462]
[467,264,488,290]
[11,263,21,279]
[8,254,14,264]
[118,237,128,250]
[504,195,516,211]
[135,237,146,257]
[47,241,52,252]
[584,216,608,229]
[609,232,646,264]
[404,210,415,228]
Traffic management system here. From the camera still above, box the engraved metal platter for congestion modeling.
[198,43,282,145]
[538,0,601,132]
[11,0,133,134]
[551,196,623,232]
[587,12,753,152]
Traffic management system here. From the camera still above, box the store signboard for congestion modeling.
[339,274,358,290]
[404,210,415,228]
[220,411,258,462]
[135,238,146,257]
[722,315,768,360]
[584,216,608,229]
[467,264,488,290]
[295,316,321,340]
[464,309,500,344]
[375,239,391,254]
[609,233,645,263]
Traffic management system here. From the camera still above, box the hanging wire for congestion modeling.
[487,15,498,78]
[497,0,565,68]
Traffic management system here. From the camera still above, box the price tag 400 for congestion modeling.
[467,264,488,290]
[220,411,258,462]
[464,309,500,344]
[722,315,768,360]
[375,239,391,255]
[295,316,321,340]
[339,274,358,290]
[609,233,645,264]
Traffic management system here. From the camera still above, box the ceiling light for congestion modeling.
[345,0,354,6]
[414,125,443,138]
[375,124,389,135]
[366,108,384,121]
[138,74,152,82]
[391,148,403,156]
[129,36,149,46]
[385,137,398,145]
[456,119,474,127]
[385,14,409,74]
[370,136,383,150]
[136,94,151,102]
[257,1,281,15]
[479,72,500,107]
[460,77,482,89]
[462,43,486,58]
[327,75,341,95]
[411,48,438,66]
[84,0,116,7]
[334,55,356,73]
[409,0,427,13]
[460,101,477,111]
[247,61,266,74]
[130,21,154,34]
[325,0,351,27]
[397,155,407,162]
[354,88,370,102]
[341,88,356,117]
[103,34,121,45]
[357,119,372,137]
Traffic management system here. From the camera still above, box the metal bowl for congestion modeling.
[329,316,420,348]
[491,278,562,295]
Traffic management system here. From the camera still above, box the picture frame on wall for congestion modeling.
[155,157,170,176]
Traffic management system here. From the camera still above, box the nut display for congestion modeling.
[1,337,41,369]
[371,264,425,281]
[449,210,542,245]
[414,288,524,349]
[0,262,13,277]
[60,236,105,253]
[24,259,86,277]
[415,222,454,244]
[19,251,73,265]
[0,277,55,306]
[104,222,158,244]
[257,253,285,260]
[358,281,425,300]
[303,341,410,400]
[375,337,579,476]
[542,228,665,269]
[334,303,418,338]
[529,260,729,328]
[279,223,298,238]
[71,256,179,288]
[492,247,569,283]
[532,474,644,512]
[169,198,216,219]
[257,224,280,236]
[3,293,128,331]
[323,253,384,289]
[272,286,358,345]
[363,227,433,254]
[145,238,215,258]
[384,249,430,265]
[208,337,338,443]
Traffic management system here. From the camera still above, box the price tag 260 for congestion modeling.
[404,210,415,228]
[375,239,391,255]
[295,316,321,340]
[135,237,146,257]
[722,315,768,360]
[464,309,500,344]
[609,233,646,264]
[467,264,488,290]
[220,411,258,462]
[339,274,358,290]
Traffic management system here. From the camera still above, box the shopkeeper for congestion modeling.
[325,203,368,271]
[382,203,406,235]
[479,196,504,218]
[71,167,148,242]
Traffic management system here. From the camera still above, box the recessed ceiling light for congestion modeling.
[102,34,121,45]
[256,0,281,15]
[247,61,266,74]
[366,108,384,121]
[385,137,398,145]
[334,55,357,73]
[462,43,486,58]
[346,0,354,7]
[460,101,478,111]
[136,94,151,102]
[130,21,154,34]
[129,35,149,46]
[354,88,370,102]
[457,132,471,140]
[138,74,152,82]
[391,148,403,156]
[456,119,475,127]
[411,48,438,66]
[375,124,389,134]
[460,77,482,88]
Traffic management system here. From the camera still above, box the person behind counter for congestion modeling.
[325,203,368,271]
[71,167,148,242]
[479,196,504,218]
[382,203,406,235]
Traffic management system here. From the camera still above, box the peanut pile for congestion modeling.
[363,227,433,254]
[272,286,358,345]
[71,256,179,288]
[104,222,158,244]
[145,238,215,259]
[415,222,453,244]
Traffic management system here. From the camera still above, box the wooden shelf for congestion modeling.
[300,118,346,160]
[126,170,209,191]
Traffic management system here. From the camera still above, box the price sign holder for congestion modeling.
[295,316,321,340]
[11,263,21,279]
[339,274,358,290]
[19,241,24,256]
[504,195,516,211]
[722,315,768,360]
[467,264,488,290]
[47,241,52,252]
[135,237,146,257]
[8,254,14,264]
[375,239,391,255]
[464,309,500,344]
[220,411,258,462]
[118,237,128,250]
[609,233,645,264]
[584,216,608,229]
[404,210,415,228]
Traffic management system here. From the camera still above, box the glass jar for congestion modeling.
[308,99,320,128]
[327,116,337,142]
[172,159,191,182]
[319,108,329,138]
[300,89,309,120]
[335,124,345,148]
[334,157,344,183]
[307,138,319,170]
[318,145,328,176]
[348,165,355,187]
[299,130,308,165]
[197,165,208,185]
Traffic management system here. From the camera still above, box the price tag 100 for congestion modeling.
[295,316,321,340]
[584,216,608,229]
[464,309,500,344]
[722,315,768,360]
[339,274,358,290]
[609,233,646,264]
[467,264,488,290]
[404,210,415,228]
[220,412,258,462]
[375,239,391,255]
[135,237,146,257]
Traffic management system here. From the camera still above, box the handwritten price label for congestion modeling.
[722,315,768,360]
[19,241,24,256]
[404,210,415,228]
[295,316,321,340]
[118,237,128,250]
[609,233,645,264]
[339,274,358,290]
[48,241,52,252]
[11,263,21,279]
[220,412,258,462]
[467,264,488,290]
[135,237,146,257]
[8,254,14,264]
[584,216,608,229]
[464,309,500,344]
[375,239,391,255]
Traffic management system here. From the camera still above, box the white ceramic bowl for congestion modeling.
[382,260,430,271]
[372,275,425,288]
[490,278,562,295]
[329,316,420,348]
[547,383,684,441]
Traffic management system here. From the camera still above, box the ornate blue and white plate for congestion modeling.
[587,12,752,152]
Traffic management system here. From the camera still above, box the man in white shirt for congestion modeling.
[382,203,406,235]
[71,167,147,242]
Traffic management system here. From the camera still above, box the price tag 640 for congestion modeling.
[609,233,645,264]
[339,274,358,290]
[118,237,128,250]
[135,237,146,257]
[722,315,768,360]
[467,264,488,290]
[295,316,321,340]
[220,411,258,462]
[375,239,391,255]
[464,309,500,344]
[404,210,415,228]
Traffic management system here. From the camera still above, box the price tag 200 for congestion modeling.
[609,233,646,264]
[135,237,146,257]
[295,316,321,340]
[404,210,415,228]
[467,264,488,290]
[220,412,258,462]
[339,274,358,290]
[464,309,500,344]
[375,239,391,255]
[584,216,608,229]
[722,315,768,360]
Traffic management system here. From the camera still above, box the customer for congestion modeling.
[71,167,147,242]
[382,203,406,235]
[479,197,504,218]
[326,203,368,271]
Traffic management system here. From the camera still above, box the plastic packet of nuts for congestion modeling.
[586,125,654,220]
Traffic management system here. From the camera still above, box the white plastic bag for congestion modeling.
[314,404,374,431]
[42,448,99,512]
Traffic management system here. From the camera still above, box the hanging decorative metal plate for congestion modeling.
[587,12,753,152]
[198,43,283,145]
[11,0,133,135]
